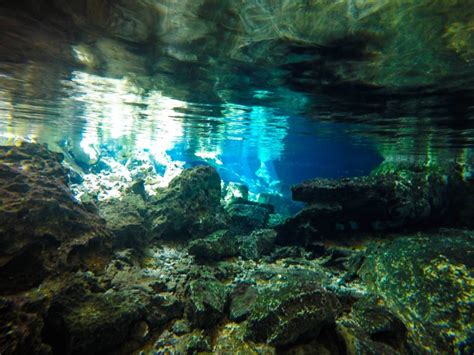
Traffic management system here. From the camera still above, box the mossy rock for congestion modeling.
[245,281,341,346]
[359,231,474,353]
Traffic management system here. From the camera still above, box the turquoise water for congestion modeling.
[0,2,473,355]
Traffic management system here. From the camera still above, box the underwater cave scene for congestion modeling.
[0,1,473,354]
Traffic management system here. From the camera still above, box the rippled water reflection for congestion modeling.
[0,60,389,196]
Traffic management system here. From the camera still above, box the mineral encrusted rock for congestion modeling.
[278,171,453,243]
[226,198,274,234]
[150,166,226,239]
[359,230,474,354]
[245,281,341,346]
[188,230,239,260]
[97,193,149,248]
[188,228,276,261]
[185,277,227,328]
[0,143,112,293]
[229,282,257,322]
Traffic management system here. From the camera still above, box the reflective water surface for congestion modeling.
[0,1,473,197]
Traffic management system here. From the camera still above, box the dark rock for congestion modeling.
[245,281,341,346]
[359,231,474,354]
[43,269,183,354]
[97,193,149,249]
[226,199,274,234]
[337,321,403,355]
[264,246,307,262]
[351,296,407,340]
[128,178,146,198]
[267,213,287,228]
[279,171,451,243]
[0,143,112,294]
[171,319,191,335]
[185,277,227,328]
[154,329,211,354]
[188,228,277,261]
[0,297,50,354]
[146,293,184,328]
[44,287,149,354]
[239,229,277,260]
[150,166,226,239]
[188,230,240,260]
[229,282,257,322]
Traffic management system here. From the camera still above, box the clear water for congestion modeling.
[0,1,473,198]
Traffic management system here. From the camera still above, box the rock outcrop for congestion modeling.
[225,198,274,234]
[245,281,341,346]
[188,229,276,261]
[359,230,474,354]
[0,143,112,293]
[150,166,226,240]
[278,171,452,244]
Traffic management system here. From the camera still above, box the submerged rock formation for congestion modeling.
[277,168,469,244]
[188,228,276,261]
[0,143,112,294]
[150,166,227,240]
[0,143,472,354]
[359,231,474,354]
[245,281,341,346]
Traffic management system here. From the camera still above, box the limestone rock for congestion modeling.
[359,231,474,354]
[0,143,112,293]
[154,329,211,354]
[278,171,451,243]
[188,230,240,260]
[188,229,276,261]
[239,229,277,260]
[245,281,341,346]
[185,277,227,328]
[229,282,257,322]
[97,193,149,249]
[226,199,274,234]
[0,297,50,354]
[150,166,226,239]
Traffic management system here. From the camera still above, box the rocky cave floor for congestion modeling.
[0,142,473,355]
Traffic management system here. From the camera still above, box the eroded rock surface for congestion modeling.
[0,143,112,293]
[150,166,226,239]
[278,170,460,244]
[245,281,341,346]
[360,231,474,354]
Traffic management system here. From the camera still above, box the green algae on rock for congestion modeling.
[150,166,227,240]
[245,281,341,346]
[0,143,113,293]
[359,231,474,354]
[185,277,228,328]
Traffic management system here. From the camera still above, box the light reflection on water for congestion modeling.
[0,60,471,197]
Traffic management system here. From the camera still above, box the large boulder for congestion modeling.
[188,230,240,260]
[226,199,274,235]
[278,171,451,243]
[97,193,149,248]
[229,282,258,322]
[239,229,277,260]
[185,277,227,328]
[150,166,226,240]
[0,143,112,293]
[359,230,474,354]
[245,281,341,346]
[188,229,276,261]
